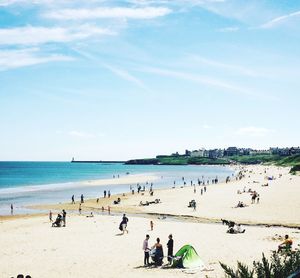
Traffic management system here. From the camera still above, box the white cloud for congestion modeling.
[0,48,73,70]
[236,126,273,137]
[217,26,239,32]
[68,131,102,139]
[0,0,80,6]
[260,10,300,29]
[202,124,212,129]
[43,6,172,20]
[0,25,114,46]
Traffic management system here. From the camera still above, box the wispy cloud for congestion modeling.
[260,10,300,29]
[236,126,273,137]
[217,26,239,32]
[68,130,103,139]
[0,48,73,70]
[140,66,258,97]
[72,48,150,92]
[0,25,114,46]
[43,6,172,20]
[103,64,149,91]
[189,55,259,77]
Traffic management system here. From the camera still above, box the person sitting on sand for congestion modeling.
[236,201,243,208]
[235,224,245,233]
[52,214,62,227]
[278,235,293,252]
[86,212,94,218]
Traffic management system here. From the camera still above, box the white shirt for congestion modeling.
[143,239,149,252]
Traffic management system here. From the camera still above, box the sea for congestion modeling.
[0,162,234,215]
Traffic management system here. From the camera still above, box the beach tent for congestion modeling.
[172,245,205,269]
[287,269,300,278]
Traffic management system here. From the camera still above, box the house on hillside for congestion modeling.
[224,147,239,156]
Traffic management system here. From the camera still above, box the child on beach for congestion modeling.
[150,220,154,231]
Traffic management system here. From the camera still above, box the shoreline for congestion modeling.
[22,164,300,228]
[0,173,159,195]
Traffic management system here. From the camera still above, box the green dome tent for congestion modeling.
[172,245,205,269]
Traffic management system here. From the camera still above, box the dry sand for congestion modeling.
[1,214,299,278]
[1,165,300,278]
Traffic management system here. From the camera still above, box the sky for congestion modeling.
[0,0,300,161]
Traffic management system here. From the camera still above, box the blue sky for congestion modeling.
[0,0,300,161]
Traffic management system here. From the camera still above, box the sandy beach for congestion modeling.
[32,164,300,227]
[1,164,300,278]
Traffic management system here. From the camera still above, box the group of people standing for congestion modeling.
[71,194,84,204]
[143,234,174,267]
[103,190,111,198]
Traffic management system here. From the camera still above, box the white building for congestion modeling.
[190,148,208,157]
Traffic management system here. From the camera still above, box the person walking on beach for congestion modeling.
[62,209,66,227]
[10,204,13,215]
[167,234,174,264]
[108,190,111,198]
[108,206,110,215]
[80,194,84,203]
[104,190,107,198]
[143,234,150,266]
[49,210,53,222]
[204,186,206,193]
[71,195,75,204]
[79,204,82,215]
[194,186,196,194]
[251,191,257,204]
[121,214,129,234]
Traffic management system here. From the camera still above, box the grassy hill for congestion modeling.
[125,154,300,168]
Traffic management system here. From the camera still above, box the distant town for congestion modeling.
[169,146,300,159]
[126,147,300,169]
